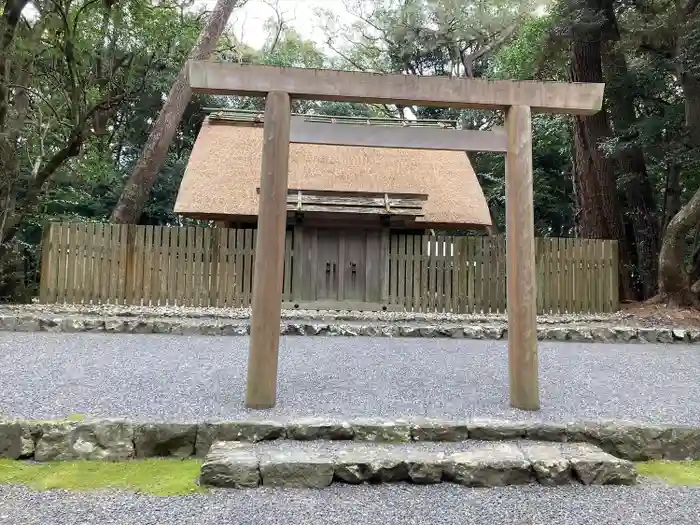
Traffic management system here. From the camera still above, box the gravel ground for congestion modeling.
[0,333,699,424]
[0,483,698,525]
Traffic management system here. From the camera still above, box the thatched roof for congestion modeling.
[174,119,492,228]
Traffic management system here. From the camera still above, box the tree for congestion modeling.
[110,0,248,224]
[650,1,700,306]
[1,1,167,259]
[317,0,535,232]
[0,0,206,299]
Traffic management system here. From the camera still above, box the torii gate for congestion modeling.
[187,61,604,412]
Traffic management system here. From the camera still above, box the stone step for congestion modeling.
[199,439,637,489]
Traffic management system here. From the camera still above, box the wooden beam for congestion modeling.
[289,117,508,152]
[505,105,540,411]
[287,204,425,216]
[245,91,291,410]
[188,61,604,115]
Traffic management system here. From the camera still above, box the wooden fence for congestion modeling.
[39,222,293,308]
[39,222,619,314]
[387,234,618,314]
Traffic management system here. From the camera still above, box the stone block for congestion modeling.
[14,316,40,332]
[463,326,485,339]
[613,327,637,342]
[659,426,700,460]
[521,443,572,486]
[406,451,446,484]
[134,423,197,458]
[285,418,354,440]
[590,327,616,342]
[444,443,532,487]
[564,443,637,485]
[352,419,412,442]
[334,447,376,484]
[468,419,529,440]
[34,419,134,461]
[199,441,260,488]
[410,418,470,442]
[259,448,334,488]
[195,421,285,456]
[0,421,33,459]
[584,421,667,461]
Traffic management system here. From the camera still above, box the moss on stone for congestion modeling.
[0,458,204,496]
[637,460,700,485]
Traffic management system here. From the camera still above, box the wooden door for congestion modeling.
[342,231,367,301]
[316,229,340,300]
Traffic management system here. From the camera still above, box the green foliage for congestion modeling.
[490,15,566,80]
[5,0,700,302]
[0,0,211,300]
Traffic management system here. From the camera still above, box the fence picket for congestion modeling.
[283,230,293,301]
[143,226,155,306]
[404,235,413,311]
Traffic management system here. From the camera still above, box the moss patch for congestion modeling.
[637,461,700,485]
[0,459,204,496]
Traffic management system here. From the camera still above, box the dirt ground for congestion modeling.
[617,302,700,328]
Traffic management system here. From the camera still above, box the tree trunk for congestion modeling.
[657,188,700,306]
[110,0,244,224]
[662,162,681,233]
[603,48,660,299]
[656,71,700,306]
[652,2,700,305]
[570,38,635,300]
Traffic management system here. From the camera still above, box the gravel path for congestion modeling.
[0,484,698,524]
[0,333,698,424]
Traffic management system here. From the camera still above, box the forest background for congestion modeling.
[1,0,698,308]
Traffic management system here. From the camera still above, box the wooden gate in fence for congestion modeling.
[39,222,619,314]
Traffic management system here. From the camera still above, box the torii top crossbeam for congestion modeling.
[187,61,603,115]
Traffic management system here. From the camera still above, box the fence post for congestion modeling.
[209,229,221,307]
[124,225,137,305]
[611,240,620,311]
[39,223,53,303]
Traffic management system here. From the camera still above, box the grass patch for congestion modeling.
[637,460,700,485]
[0,459,204,496]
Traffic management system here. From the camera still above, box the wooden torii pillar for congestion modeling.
[187,61,604,411]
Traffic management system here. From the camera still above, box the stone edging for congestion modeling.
[1,417,698,462]
[1,314,698,344]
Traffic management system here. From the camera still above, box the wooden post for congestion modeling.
[245,91,291,409]
[505,105,540,411]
